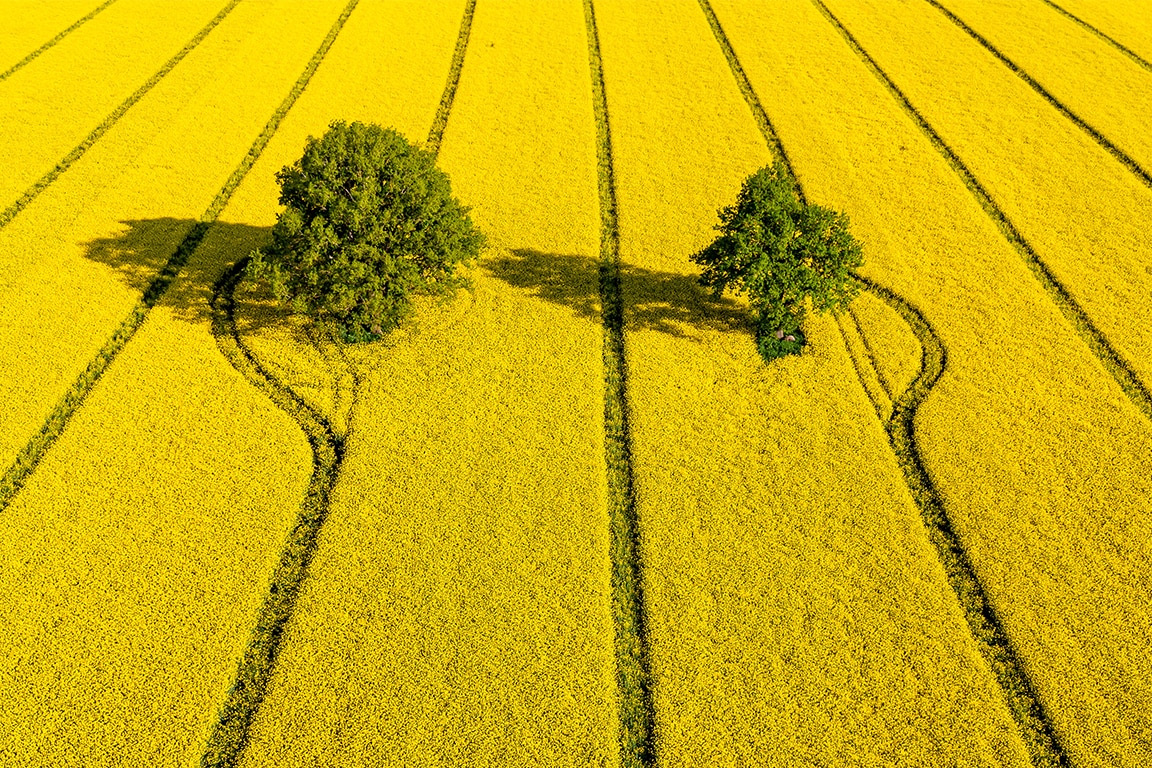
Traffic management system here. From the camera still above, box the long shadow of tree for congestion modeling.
[83,225,755,342]
[485,248,752,338]
[81,216,287,335]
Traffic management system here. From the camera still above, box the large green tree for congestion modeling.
[249,121,484,341]
[692,162,863,361]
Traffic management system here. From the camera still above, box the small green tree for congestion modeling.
[248,121,485,342]
[692,162,863,361]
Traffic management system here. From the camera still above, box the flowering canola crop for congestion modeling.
[0,1,355,763]
[592,1,1030,765]
[2,1,1150,765]
[710,0,1152,764]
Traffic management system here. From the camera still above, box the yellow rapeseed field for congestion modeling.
[821,0,1152,396]
[845,290,921,413]
[834,310,892,419]
[0,1,358,763]
[3,0,1151,765]
[0,0,228,212]
[0,0,109,76]
[238,2,620,764]
[592,1,1030,765]
[1049,0,1152,64]
[0,0,347,476]
[710,0,1152,764]
[935,0,1152,175]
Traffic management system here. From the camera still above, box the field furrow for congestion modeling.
[0,0,114,79]
[819,0,1152,412]
[932,0,1152,182]
[0,1,369,764]
[231,1,620,765]
[846,291,921,407]
[1044,0,1152,68]
[592,1,1031,765]
[833,311,892,420]
[0,0,233,216]
[0,0,352,497]
[709,0,1152,764]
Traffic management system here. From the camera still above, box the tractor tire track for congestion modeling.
[699,1,1069,765]
[0,0,243,232]
[0,0,119,83]
[199,2,477,763]
[583,1,657,766]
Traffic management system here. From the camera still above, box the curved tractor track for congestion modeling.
[697,0,1068,764]
[853,276,1066,767]
[201,258,345,766]
[200,2,478,763]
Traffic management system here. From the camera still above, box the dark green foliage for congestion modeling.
[692,161,863,361]
[249,121,485,341]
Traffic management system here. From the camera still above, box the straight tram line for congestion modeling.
[0,0,118,82]
[582,4,656,767]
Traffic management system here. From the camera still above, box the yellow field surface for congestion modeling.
[1050,0,1152,64]
[593,1,1030,765]
[0,1,366,764]
[710,0,1152,764]
[238,2,620,764]
[0,0,107,75]
[0,0,350,475]
[835,311,892,419]
[936,0,1152,174]
[821,0,1152,395]
[0,0,229,213]
[847,290,921,407]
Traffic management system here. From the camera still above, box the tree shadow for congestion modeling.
[82,222,753,343]
[485,248,751,339]
[81,216,288,335]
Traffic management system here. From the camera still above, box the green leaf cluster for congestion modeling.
[692,162,863,361]
[249,121,485,342]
